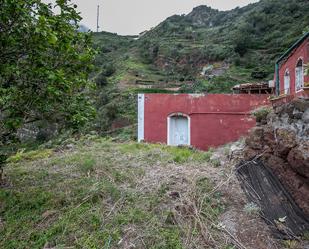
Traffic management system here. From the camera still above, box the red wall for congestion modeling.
[278,38,308,95]
[144,94,270,151]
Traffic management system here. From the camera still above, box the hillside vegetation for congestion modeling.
[92,0,309,134]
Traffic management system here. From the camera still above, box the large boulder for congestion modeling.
[274,128,297,158]
[287,142,309,178]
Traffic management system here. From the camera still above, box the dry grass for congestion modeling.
[0,137,286,249]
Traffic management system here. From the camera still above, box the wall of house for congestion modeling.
[278,39,308,95]
[140,94,270,151]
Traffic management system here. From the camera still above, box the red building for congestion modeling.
[138,94,269,150]
[137,33,308,150]
[274,32,308,98]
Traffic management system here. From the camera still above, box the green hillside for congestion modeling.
[91,0,309,134]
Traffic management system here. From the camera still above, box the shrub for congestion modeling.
[95,72,108,87]
[252,106,272,123]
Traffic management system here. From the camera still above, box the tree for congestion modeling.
[0,0,96,143]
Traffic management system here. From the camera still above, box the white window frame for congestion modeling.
[295,58,304,92]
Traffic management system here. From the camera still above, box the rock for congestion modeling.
[292,98,309,113]
[42,210,57,219]
[229,142,245,158]
[281,104,294,118]
[244,148,260,160]
[287,143,309,178]
[16,121,59,143]
[243,98,309,216]
[266,155,288,178]
[169,191,180,199]
[64,144,74,150]
[274,128,297,157]
[263,127,276,148]
[245,127,264,150]
[292,109,303,119]
[302,109,309,123]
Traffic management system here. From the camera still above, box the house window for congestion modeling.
[295,59,304,91]
[284,69,290,94]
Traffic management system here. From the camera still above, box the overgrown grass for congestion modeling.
[7,149,53,163]
[1,139,225,249]
[119,142,213,164]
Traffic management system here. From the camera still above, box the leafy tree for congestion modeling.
[0,0,96,143]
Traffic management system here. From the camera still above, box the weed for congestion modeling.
[303,231,309,241]
[244,202,261,216]
[81,156,96,174]
[7,149,53,163]
[225,245,236,249]
[252,106,272,123]
[210,158,221,167]
[196,177,225,218]
[283,240,300,249]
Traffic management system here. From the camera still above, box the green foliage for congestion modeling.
[252,106,272,123]
[133,0,308,79]
[119,142,213,164]
[0,0,96,142]
[95,72,108,87]
[7,149,53,163]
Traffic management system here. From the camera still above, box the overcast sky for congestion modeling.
[44,0,259,35]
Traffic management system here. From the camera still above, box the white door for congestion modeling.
[169,116,189,146]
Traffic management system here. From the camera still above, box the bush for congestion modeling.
[251,71,268,79]
[95,72,108,87]
[101,64,116,77]
[252,106,272,123]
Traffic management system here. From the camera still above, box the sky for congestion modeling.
[44,0,260,35]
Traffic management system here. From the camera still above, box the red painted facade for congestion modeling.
[277,36,308,96]
[139,34,309,151]
[142,94,269,151]
[271,34,309,106]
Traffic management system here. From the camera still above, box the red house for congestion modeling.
[274,32,309,98]
[137,33,308,150]
[138,94,269,150]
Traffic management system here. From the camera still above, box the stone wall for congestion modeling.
[244,98,309,215]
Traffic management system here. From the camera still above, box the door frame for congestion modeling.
[284,69,290,94]
[167,113,191,146]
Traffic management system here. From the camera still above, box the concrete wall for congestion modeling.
[279,39,308,95]
[139,94,270,151]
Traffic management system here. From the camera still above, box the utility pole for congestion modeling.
[96,5,100,32]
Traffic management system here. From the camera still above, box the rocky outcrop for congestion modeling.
[244,98,309,215]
